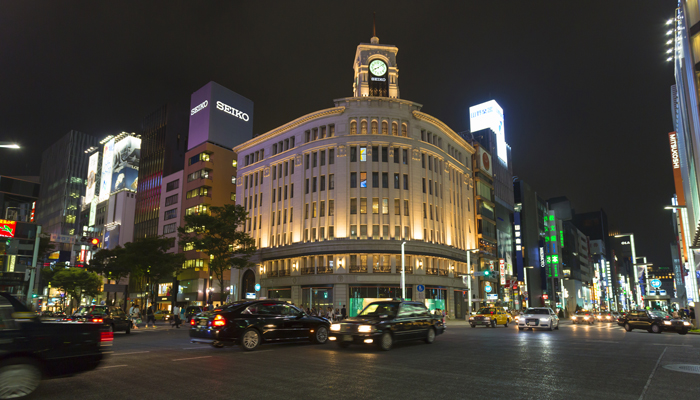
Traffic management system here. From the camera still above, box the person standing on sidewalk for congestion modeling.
[172,305,181,328]
[145,304,157,328]
[129,303,141,330]
[341,305,347,320]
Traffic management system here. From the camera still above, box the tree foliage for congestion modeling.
[120,237,185,304]
[51,268,103,312]
[179,204,256,299]
[87,246,132,282]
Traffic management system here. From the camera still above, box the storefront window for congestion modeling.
[158,283,173,296]
[424,287,447,313]
[348,286,413,317]
[268,288,291,299]
[301,287,334,314]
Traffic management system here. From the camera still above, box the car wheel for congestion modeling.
[518,327,523,331]
[379,332,393,351]
[125,324,131,334]
[313,326,329,344]
[337,341,350,348]
[678,330,688,335]
[555,321,559,330]
[651,324,662,334]
[624,323,632,332]
[490,320,496,328]
[0,358,41,399]
[424,327,436,344]
[239,328,261,351]
[470,324,475,328]
[504,320,508,328]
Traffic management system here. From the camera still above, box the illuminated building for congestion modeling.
[233,33,478,318]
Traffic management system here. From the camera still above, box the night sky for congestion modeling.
[0,1,678,267]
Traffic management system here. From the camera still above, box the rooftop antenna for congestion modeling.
[371,13,379,44]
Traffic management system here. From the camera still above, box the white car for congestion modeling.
[518,307,559,331]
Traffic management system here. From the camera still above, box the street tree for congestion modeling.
[179,204,256,303]
[51,268,103,313]
[87,246,133,306]
[120,237,185,307]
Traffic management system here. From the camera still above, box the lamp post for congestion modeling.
[401,242,406,300]
[665,205,698,306]
[464,248,479,317]
[614,233,640,307]
[0,142,20,149]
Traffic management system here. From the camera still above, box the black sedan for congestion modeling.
[619,309,691,334]
[65,305,132,334]
[189,300,330,351]
[329,300,445,351]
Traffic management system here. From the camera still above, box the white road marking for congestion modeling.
[183,347,210,350]
[111,351,150,356]
[651,344,691,347]
[172,356,212,361]
[243,350,272,354]
[97,364,128,369]
[639,346,666,400]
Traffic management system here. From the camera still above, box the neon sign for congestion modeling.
[0,219,17,238]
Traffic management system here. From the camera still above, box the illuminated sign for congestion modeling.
[484,285,493,293]
[85,152,99,204]
[191,100,208,116]
[539,247,545,268]
[216,101,250,121]
[0,219,16,238]
[30,202,35,222]
[469,100,507,165]
[111,136,141,192]
[650,279,662,288]
[99,138,115,202]
[499,259,506,285]
[478,147,492,177]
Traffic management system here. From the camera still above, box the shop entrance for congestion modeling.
[241,269,256,299]
[301,287,333,316]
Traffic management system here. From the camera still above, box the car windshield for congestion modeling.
[476,308,498,314]
[358,302,398,317]
[74,306,107,316]
[524,309,549,315]
[576,311,592,315]
[649,311,670,319]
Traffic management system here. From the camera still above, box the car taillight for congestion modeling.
[213,314,226,327]
[92,318,103,323]
[100,331,113,343]
[190,319,196,326]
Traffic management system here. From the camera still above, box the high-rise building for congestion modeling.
[36,130,97,236]
[233,33,478,319]
[133,100,190,240]
[513,179,547,308]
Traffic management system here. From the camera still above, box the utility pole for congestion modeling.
[26,225,42,308]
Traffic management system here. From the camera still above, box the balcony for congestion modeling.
[268,269,291,277]
[373,265,392,273]
[396,265,413,274]
[426,267,438,275]
[349,264,368,273]
[300,266,334,275]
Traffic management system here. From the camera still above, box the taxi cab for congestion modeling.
[469,306,512,328]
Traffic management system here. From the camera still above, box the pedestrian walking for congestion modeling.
[129,303,141,330]
[690,306,696,329]
[341,305,347,320]
[172,305,181,328]
[145,305,157,328]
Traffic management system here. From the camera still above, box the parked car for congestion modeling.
[517,307,560,331]
[571,310,596,325]
[468,306,512,328]
[329,300,445,351]
[65,305,131,334]
[619,309,691,334]
[190,300,330,351]
[0,292,108,398]
[185,306,205,323]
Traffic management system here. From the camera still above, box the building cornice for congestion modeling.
[233,106,346,153]
[333,96,421,109]
[412,111,476,155]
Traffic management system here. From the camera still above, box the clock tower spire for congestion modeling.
[352,15,399,98]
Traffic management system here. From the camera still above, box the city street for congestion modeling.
[35,320,700,400]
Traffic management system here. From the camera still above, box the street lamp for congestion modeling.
[0,142,20,149]
[665,205,698,306]
[614,233,640,307]
[460,248,480,318]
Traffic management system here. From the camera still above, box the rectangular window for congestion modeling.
[329,200,334,216]
[402,201,408,216]
[185,204,209,216]
[350,198,357,214]
[285,162,289,176]
[360,198,367,214]
[305,154,310,169]
[403,149,408,164]
[272,165,277,179]
[394,173,400,189]
[382,172,388,188]
[313,152,318,168]
[231,193,236,201]
[361,225,368,238]
[163,223,177,235]
[350,172,357,188]
[403,174,408,190]
[305,179,309,194]
[320,175,326,191]
[350,147,357,162]
[166,179,179,192]
[289,207,293,222]
[372,197,379,214]
[329,174,335,190]
[360,146,367,162]
[428,155,432,171]
[165,194,178,206]
[423,178,426,193]
[350,225,357,238]
[429,180,432,195]
[372,146,379,162]
[305,204,309,219]
[382,198,389,214]
[383,225,389,238]
[329,125,335,137]
[394,199,400,215]
[423,203,427,219]
[278,187,282,202]
[382,147,388,162]
[320,150,326,166]
[395,226,401,238]
[422,154,426,168]
[394,147,400,163]
[329,149,335,164]
[372,225,380,238]
[312,202,317,218]
[321,126,326,139]
[372,172,379,188]
[404,226,410,238]
[329,226,334,238]
[272,188,276,202]
[164,208,177,221]
[279,164,282,179]
[290,184,294,198]
[291,162,295,175]
[312,177,317,192]
[360,172,367,188]
[254,195,257,208]
[320,201,325,217]
[284,185,288,200]
[319,227,325,240]
[244,175,248,189]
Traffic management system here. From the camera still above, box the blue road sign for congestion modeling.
[255,283,261,292]
[416,284,425,292]
[650,279,662,289]
[484,285,493,293]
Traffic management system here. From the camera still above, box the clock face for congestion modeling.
[369,60,387,76]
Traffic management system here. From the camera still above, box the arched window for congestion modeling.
[361,120,368,135]
[401,123,408,137]
[350,120,357,135]
[371,120,378,135]
[392,122,398,136]
[242,269,256,298]
[382,121,388,135]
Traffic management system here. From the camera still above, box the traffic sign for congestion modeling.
[650,279,662,289]
[254,283,261,292]
[416,284,425,292]
[473,271,491,277]
[484,285,493,293]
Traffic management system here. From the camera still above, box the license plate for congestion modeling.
[528,322,537,326]
[342,335,353,342]
[199,320,208,326]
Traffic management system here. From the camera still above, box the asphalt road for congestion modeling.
[35,320,700,400]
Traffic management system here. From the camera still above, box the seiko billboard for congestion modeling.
[469,100,507,166]
[188,81,254,150]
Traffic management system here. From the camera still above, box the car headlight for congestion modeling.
[663,321,672,325]
[572,316,577,319]
[330,324,341,331]
[539,317,550,321]
[358,325,373,333]
[683,321,691,326]
[583,316,589,320]
[606,316,611,319]
[469,317,474,320]
[484,317,490,320]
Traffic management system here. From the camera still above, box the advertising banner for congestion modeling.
[469,100,507,165]
[111,136,141,192]
[478,146,492,177]
[99,139,115,203]
[85,152,99,204]
[0,219,17,238]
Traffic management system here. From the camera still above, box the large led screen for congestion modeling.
[111,136,141,192]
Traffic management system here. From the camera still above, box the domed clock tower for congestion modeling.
[352,29,399,98]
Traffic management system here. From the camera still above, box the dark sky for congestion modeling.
[0,1,678,266]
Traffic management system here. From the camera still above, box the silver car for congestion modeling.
[518,307,560,331]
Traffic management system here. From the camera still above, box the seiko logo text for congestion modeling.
[669,133,680,169]
[191,100,208,116]
[371,77,386,82]
[216,101,249,122]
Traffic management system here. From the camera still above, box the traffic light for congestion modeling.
[483,270,490,276]
[90,238,100,250]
